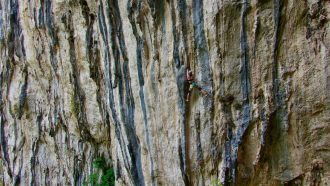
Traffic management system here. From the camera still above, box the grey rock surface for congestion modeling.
[0,0,329,185]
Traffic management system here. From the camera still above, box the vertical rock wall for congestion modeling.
[0,0,329,185]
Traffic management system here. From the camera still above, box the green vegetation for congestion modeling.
[211,179,223,186]
[92,157,106,169]
[84,157,115,186]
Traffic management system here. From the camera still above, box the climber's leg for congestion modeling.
[186,91,191,102]
[200,89,208,96]
[192,82,208,96]
[186,83,194,102]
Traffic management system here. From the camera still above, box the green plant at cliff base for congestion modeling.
[84,157,115,186]
[211,179,223,186]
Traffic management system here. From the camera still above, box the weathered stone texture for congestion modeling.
[0,0,329,185]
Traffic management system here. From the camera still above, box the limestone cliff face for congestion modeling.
[0,0,329,185]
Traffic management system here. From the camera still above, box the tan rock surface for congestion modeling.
[0,0,329,185]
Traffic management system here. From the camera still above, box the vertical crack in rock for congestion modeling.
[272,0,282,107]
[65,10,94,143]
[224,125,233,186]
[194,112,205,183]
[2,0,25,101]
[7,0,24,61]
[35,0,45,28]
[0,0,329,185]
[81,0,110,137]
[171,1,181,69]
[170,1,190,185]
[12,166,21,186]
[18,67,28,120]
[257,92,268,162]
[126,0,156,184]
[192,0,212,91]
[194,112,204,181]
[178,138,189,185]
[177,0,189,63]
[267,0,290,176]
[44,167,50,185]
[107,1,144,185]
[252,0,287,172]
[176,66,190,186]
[0,114,12,179]
[73,154,84,185]
[101,0,145,185]
[229,0,252,184]
[1,0,25,182]
[240,0,251,106]
[215,11,225,98]
[148,0,165,31]
[44,0,59,72]
[212,11,225,171]
[76,1,116,184]
[271,0,288,129]
[80,0,108,131]
[192,0,213,110]
[0,1,17,181]
[74,141,88,185]
[191,0,214,184]
[30,112,42,185]
[98,1,131,175]
[148,0,163,85]
[220,95,235,185]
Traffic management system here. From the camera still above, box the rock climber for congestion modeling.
[186,68,208,102]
